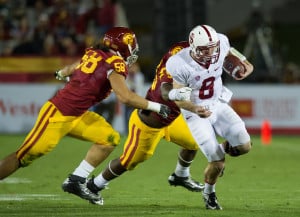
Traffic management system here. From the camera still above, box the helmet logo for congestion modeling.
[104,39,111,47]
[123,33,134,46]
[189,33,194,45]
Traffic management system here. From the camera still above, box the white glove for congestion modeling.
[55,70,63,80]
[168,87,192,101]
[54,70,70,82]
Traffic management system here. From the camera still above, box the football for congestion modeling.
[223,54,245,79]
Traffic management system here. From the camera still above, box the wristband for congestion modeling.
[168,89,177,101]
[230,47,246,61]
[146,101,161,113]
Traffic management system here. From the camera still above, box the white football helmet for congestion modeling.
[189,25,220,66]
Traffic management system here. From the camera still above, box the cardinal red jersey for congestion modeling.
[144,41,189,126]
[50,48,128,116]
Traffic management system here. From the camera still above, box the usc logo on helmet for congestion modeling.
[168,41,188,56]
[122,33,134,46]
[104,39,111,47]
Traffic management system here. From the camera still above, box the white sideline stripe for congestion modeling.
[0,194,67,201]
[0,177,32,184]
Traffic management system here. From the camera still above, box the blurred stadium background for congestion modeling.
[0,0,300,135]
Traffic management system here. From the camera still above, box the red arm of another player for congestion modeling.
[58,60,81,77]
[109,71,168,115]
[109,71,148,109]
[55,60,81,81]
[160,82,173,101]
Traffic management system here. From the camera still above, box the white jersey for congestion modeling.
[165,34,250,162]
[166,33,230,108]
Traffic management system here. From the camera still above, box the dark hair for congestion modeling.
[92,43,109,52]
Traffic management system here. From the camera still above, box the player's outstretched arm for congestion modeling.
[175,101,211,118]
[55,60,81,81]
[109,71,170,118]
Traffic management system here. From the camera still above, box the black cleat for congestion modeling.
[202,192,223,210]
[168,173,204,192]
[86,177,104,205]
[62,174,100,202]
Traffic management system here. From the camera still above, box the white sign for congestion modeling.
[0,84,62,133]
[1,84,299,134]
[227,84,300,134]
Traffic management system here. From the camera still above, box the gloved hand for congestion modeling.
[54,70,70,82]
[158,104,170,119]
[168,87,192,101]
[147,101,170,119]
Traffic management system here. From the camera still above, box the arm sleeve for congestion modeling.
[166,57,188,86]
[218,33,231,55]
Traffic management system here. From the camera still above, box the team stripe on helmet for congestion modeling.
[106,55,123,64]
[200,25,212,42]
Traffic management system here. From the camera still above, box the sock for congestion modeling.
[72,160,95,178]
[174,162,190,177]
[94,173,109,189]
[204,183,215,194]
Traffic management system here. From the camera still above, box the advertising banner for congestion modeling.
[0,84,62,133]
[0,84,299,135]
[228,84,300,134]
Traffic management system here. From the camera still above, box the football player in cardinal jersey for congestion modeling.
[166,25,254,210]
[82,41,212,205]
[0,27,177,203]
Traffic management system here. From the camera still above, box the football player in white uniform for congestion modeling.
[166,24,254,210]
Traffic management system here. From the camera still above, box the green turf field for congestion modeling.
[0,134,299,217]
